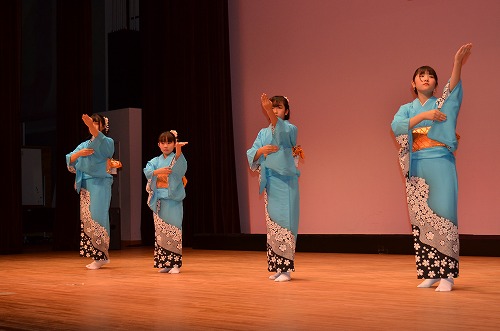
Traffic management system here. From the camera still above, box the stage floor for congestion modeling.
[1,247,499,330]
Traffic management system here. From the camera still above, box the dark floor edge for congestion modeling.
[192,234,500,257]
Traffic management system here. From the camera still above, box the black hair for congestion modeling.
[270,95,290,120]
[412,66,438,94]
[158,131,177,143]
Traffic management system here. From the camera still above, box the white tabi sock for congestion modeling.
[269,272,281,280]
[435,278,454,292]
[274,272,291,282]
[158,268,171,273]
[86,259,109,270]
[417,279,440,288]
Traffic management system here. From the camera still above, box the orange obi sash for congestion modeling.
[156,174,187,188]
[412,126,460,152]
[106,158,122,174]
[156,174,169,188]
[292,145,305,159]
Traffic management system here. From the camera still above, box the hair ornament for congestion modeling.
[103,116,109,132]
[170,130,178,138]
[284,96,290,103]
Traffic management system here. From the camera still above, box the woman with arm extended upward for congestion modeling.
[391,43,472,291]
[247,94,303,282]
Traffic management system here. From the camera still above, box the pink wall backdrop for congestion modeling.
[229,0,500,235]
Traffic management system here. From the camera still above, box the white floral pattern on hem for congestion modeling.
[395,134,459,279]
[265,191,295,272]
[79,188,109,260]
[153,209,182,269]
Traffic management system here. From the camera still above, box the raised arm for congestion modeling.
[175,141,188,160]
[261,93,277,127]
[449,43,472,92]
[82,114,99,137]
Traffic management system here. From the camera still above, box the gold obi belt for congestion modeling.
[412,126,460,152]
[156,174,188,188]
[157,174,169,188]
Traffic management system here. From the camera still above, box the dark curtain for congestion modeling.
[140,0,240,246]
[0,0,23,254]
[53,0,93,250]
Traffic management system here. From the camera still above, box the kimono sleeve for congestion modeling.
[166,154,187,201]
[88,132,115,159]
[143,157,158,180]
[264,119,299,176]
[170,154,187,182]
[428,81,463,152]
[66,141,87,172]
[247,129,266,171]
[274,119,297,147]
[391,104,411,136]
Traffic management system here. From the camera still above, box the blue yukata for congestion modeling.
[66,131,114,261]
[391,80,462,280]
[247,118,300,274]
[144,153,187,270]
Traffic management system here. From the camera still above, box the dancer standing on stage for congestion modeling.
[144,130,188,274]
[247,94,304,282]
[66,113,115,270]
[391,43,472,291]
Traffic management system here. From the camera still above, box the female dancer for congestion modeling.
[66,114,115,270]
[247,94,303,282]
[391,43,472,291]
[144,130,188,273]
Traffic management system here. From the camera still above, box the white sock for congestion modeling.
[417,279,440,288]
[269,272,281,280]
[435,278,454,292]
[168,266,180,274]
[86,259,109,270]
[274,272,291,282]
[158,268,171,273]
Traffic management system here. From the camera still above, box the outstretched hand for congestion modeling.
[175,141,188,160]
[82,114,99,137]
[261,93,273,113]
[455,43,472,66]
[82,114,93,128]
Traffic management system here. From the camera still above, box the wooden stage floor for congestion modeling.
[1,246,499,330]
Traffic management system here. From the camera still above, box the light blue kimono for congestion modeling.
[391,81,462,279]
[144,153,187,269]
[247,118,300,273]
[66,131,114,260]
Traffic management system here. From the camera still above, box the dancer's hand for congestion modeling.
[426,109,447,122]
[260,144,279,157]
[261,93,272,113]
[455,43,472,66]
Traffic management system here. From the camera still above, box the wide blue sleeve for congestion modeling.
[144,156,160,211]
[88,132,115,159]
[391,104,411,136]
[274,118,297,147]
[66,140,88,172]
[167,154,187,201]
[264,119,299,177]
[428,81,463,152]
[143,156,159,180]
[247,129,267,172]
[74,132,114,177]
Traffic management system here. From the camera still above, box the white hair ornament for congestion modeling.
[104,116,109,132]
